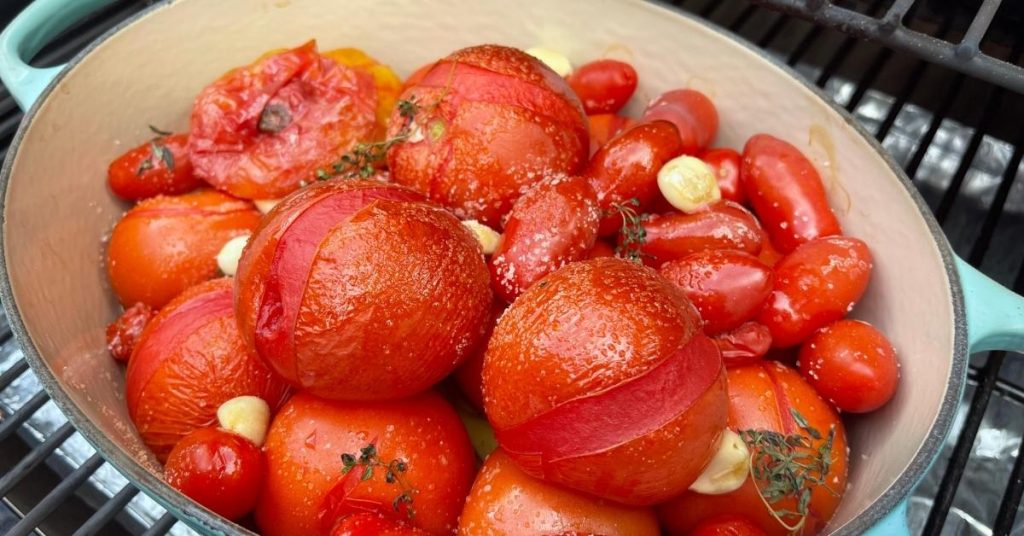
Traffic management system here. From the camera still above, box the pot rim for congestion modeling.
[0,0,969,534]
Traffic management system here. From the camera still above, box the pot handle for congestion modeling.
[863,498,909,536]
[957,257,1024,353]
[0,0,117,110]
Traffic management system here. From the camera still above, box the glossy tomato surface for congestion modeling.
[798,319,899,413]
[701,148,744,205]
[454,302,505,409]
[255,391,475,536]
[126,279,289,461]
[691,515,769,536]
[659,250,772,335]
[108,133,200,200]
[330,513,430,536]
[165,427,265,520]
[189,41,377,199]
[642,89,719,155]
[638,201,763,265]
[458,449,660,535]
[587,113,636,154]
[107,188,260,308]
[388,45,588,227]
[566,59,638,115]
[483,258,726,504]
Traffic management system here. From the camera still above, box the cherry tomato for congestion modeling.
[637,202,763,265]
[189,41,378,199]
[758,236,873,348]
[740,134,842,253]
[105,302,154,363]
[566,59,638,115]
[659,250,772,334]
[165,427,265,520]
[701,148,744,205]
[588,113,636,154]
[323,48,403,136]
[756,231,785,267]
[713,321,772,368]
[798,319,899,413]
[490,175,600,302]
[108,133,200,200]
[691,515,768,536]
[587,240,617,259]
[584,121,683,236]
[642,89,718,155]
[331,513,430,536]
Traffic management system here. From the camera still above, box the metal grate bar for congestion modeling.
[844,48,892,112]
[959,0,1002,51]
[0,422,75,497]
[6,453,105,536]
[755,13,789,47]
[881,0,917,23]
[140,513,177,536]
[0,357,27,391]
[966,134,1024,265]
[933,89,1004,222]
[0,390,49,443]
[902,74,965,181]
[994,440,1024,534]
[73,485,140,536]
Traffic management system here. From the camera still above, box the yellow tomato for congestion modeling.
[323,47,402,133]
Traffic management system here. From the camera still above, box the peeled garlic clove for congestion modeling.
[463,219,502,255]
[216,234,250,276]
[689,429,750,495]
[216,395,271,447]
[658,155,722,214]
[525,47,573,77]
[253,198,282,214]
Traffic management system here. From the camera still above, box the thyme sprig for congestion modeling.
[611,198,647,263]
[738,408,838,533]
[317,97,421,181]
[341,443,416,519]
[136,140,175,176]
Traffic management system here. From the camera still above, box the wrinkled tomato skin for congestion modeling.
[758,236,873,348]
[701,148,744,205]
[331,513,430,536]
[322,48,403,136]
[584,121,683,236]
[566,59,638,115]
[588,113,636,154]
[741,134,841,253]
[108,134,200,200]
[255,391,475,536]
[189,42,377,199]
[659,362,848,536]
[483,258,726,505]
[458,449,660,535]
[642,89,718,155]
[126,279,289,461]
[107,188,260,309]
[691,515,769,536]
[798,319,899,413]
[165,427,265,521]
[638,202,763,265]
[490,175,600,302]
[105,302,155,363]
[387,45,588,228]
[659,250,773,335]
[714,321,772,367]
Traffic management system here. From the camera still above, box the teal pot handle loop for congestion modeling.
[957,257,1024,354]
[863,498,909,536]
[0,0,116,110]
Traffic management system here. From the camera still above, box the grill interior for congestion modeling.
[0,0,1022,534]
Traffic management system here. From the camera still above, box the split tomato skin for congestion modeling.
[642,89,719,155]
[255,391,476,536]
[108,133,200,200]
[164,427,265,521]
[758,236,873,348]
[126,279,289,461]
[330,513,430,536]
[105,302,155,362]
[740,134,841,253]
[106,188,260,309]
[638,201,763,265]
[798,319,899,413]
[490,175,600,302]
[322,47,402,136]
[566,59,638,115]
[691,515,768,536]
[458,449,660,535]
[387,45,589,228]
[701,148,744,205]
[713,321,772,368]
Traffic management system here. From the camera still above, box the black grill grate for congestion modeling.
[0,0,1021,534]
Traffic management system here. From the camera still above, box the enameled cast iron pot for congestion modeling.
[0,0,1022,534]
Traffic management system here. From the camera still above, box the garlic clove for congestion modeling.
[689,429,750,495]
[216,395,271,447]
[658,155,722,214]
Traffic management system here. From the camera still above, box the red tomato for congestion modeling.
[642,89,718,155]
[107,188,260,308]
[165,427,265,520]
[490,175,600,302]
[758,236,873,348]
[714,321,772,368]
[105,302,154,362]
[108,133,200,200]
[637,202,763,265]
[701,148,744,205]
[189,41,377,199]
[588,113,636,154]
[323,48,403,136]
[691,515,768,536]
[454,302,505,408]
[458,449,659,535]
[401,62,435,93]
[587,240,617,259]
[566,59,638,115]
[126,279,289,461]
[757,232,785,267]
[798,319,899,413]
[255,391,476,536]
[331,513,430,536]
[584,121,683,236]
[659,250,772,334]
[388,45,588,227]
[740,134,842,253]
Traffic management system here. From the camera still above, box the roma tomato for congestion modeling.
[691,515,768,536]
[658,250,772,334]
[458,449,660,535]
[740,134,841,253]
[388,45,588,227]
[588,113,636,154]
[255,391,476,536]
[798,319,899,413]
[584,121,683,236]
[108,133,200,200]
[454,302,505,409]
[642,89,718,155]
[637,201,763,265]
[331,513,430,536]
[714,321,772,368]
[323,48,403,135]
[126,279,289,461]
[105,302,154,362]
[701,148,744,205]
[483,258,727,504]
[566,59,638,115]
[659,362,848,536]
[189,41,377,199]
[165,427,265,520]
[490,175,600,302]
[107,188,260,309]
[758,236,873,348]
[234,180,492,400]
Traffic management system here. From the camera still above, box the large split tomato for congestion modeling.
[482,258,727,504]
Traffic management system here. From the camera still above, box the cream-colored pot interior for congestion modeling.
[2,0,958,534]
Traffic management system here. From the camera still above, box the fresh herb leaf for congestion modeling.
[611,198,647,263]
[150,142,175,171]
[339,442,417,520]
[317,97,421,181]
[136,158,154,176]
[148,125,173,137]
